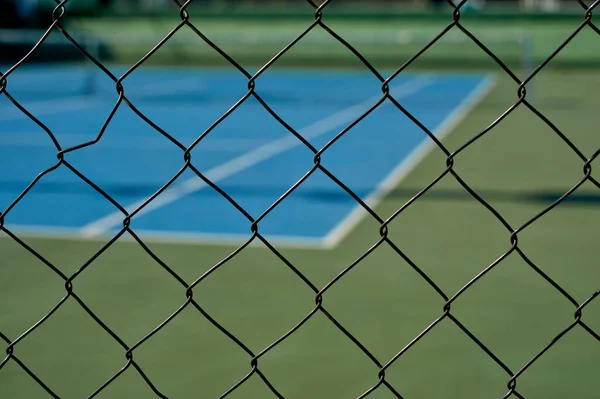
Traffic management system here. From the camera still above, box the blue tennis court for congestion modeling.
[0,66,494,247]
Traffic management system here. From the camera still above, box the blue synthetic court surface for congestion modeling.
[0,66,492,246]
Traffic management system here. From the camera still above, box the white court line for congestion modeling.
[0,133,272,152]
[0,76,206,121]
[321,74,497,249]
[2,224,327,249]
[80,75,436,238]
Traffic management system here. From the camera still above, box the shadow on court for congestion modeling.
[0,180,598,206]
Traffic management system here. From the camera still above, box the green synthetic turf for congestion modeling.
[63,16,600,69]
[1,70,598,398]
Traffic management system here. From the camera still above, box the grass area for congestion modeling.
[0,69,598,398]
[60,15,600,70]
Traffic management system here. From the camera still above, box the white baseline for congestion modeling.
[80,75,436,238]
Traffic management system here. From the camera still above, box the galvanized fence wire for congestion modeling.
[0,0,599,397]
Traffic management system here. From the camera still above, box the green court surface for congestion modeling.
[1,69,598,398]
[63,14,600,69]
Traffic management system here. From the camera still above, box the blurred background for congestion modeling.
[1,1,599,398]
[0,0,596,72]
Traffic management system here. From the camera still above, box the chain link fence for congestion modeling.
[1,0,599,398]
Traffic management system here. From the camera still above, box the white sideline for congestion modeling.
[321,74,497,249]
[0,76,206,121]
[80,75,436,238]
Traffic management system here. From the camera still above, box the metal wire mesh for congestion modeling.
[1,0,599,398]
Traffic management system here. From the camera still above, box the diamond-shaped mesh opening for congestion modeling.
[321,243,444,361]
[130,305,255,398]
[71,241,188,344]
[383,175,510,293]
[446,107,589,223]
[2,166,119,233]
[4,298,126,398]
[256,311,386,398]
[511,326,600,398]
[382,317,511,398]
[515,190,600,298]
[450,252,578,366]
[1,1,599,398]
[188,244,317,350]
[0,238,65,338]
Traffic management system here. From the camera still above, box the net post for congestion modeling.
[521,32,535,101]
[83,33,100,96]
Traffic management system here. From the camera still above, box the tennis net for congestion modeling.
[0,26,535,98]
